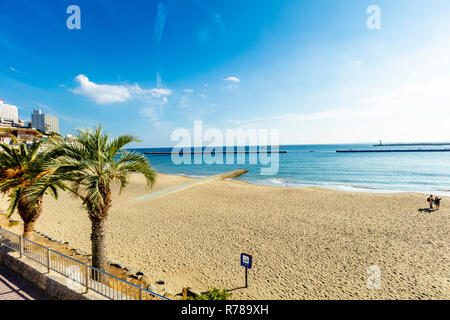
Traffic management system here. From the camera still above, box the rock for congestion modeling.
[147,284,157,292]
[182,287,199,298]
[126,268,137,276]
[141,276,151,284]
[110,263,124,269]
[136,271,145,276]
[189,289,202,297]
[156,280,165,285]
[75,249,87,256]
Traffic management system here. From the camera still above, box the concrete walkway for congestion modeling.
[0,265,50,300]
[134,169,248,201]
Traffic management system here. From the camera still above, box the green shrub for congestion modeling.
[8,220,20,227]
[183,288,231,300]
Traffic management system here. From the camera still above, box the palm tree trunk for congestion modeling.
[18,197,42,240]
[23,220,36,240]
[90,218,108,273]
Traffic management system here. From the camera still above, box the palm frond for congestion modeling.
[106,134,140,160]
[6,187,22,218]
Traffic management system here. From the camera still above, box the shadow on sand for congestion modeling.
[418,208,437,213]
[226,286,247,293]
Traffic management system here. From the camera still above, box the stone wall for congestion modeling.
[0,248,106,300]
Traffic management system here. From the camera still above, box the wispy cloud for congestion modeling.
[184,89,194,93]
[154,2,169,46]
[34,102,82,124]
[139,93,170,123]
[195,1,226,45]
[71,74,172,105]
[224,76,240,83]
[213,13,226,33]
[139,106,159,122]
[8,66,28,75]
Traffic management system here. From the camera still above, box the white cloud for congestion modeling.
[72,75,131,104]
[71,74,172,105]
[184,89,194,93]
[224,76,240,83]
[129,85,172,98]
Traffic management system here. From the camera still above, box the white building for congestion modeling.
[31,109,59,134]
[0,98,19,125]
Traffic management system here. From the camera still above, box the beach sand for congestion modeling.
[1,173,448,299]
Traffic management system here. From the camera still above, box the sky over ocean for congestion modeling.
[1,0,450,147]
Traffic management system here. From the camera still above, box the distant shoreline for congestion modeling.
[157,171,450,197]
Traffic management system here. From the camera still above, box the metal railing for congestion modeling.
[0,226,169,300]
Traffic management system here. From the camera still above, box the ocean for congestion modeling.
[132,144,450,196]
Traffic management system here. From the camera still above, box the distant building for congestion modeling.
[31,109,59,134]
[0,133,11,144]
[65,134,75,140]
[0,98,19,125]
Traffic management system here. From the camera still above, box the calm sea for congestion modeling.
[131,144,450,196]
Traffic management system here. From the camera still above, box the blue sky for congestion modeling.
[1,0,450,147]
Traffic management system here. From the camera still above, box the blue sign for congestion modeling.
[241,253,252,269]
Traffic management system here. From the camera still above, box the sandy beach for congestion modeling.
[1,173,448,299]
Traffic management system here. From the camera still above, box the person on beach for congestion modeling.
[434,197,441,210]
[427,195,434,209]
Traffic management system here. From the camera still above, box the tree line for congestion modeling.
[0,125,156,273]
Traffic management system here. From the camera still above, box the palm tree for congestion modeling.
[0,142,63,239]
[37,125,156,272]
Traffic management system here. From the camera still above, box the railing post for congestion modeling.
[139,285,143,300]
[19,235,23,258]
[85,263,89,293]
[46,247,51,273]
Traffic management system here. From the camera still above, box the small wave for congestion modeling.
[179,173,206,178]
[267,178,291,186]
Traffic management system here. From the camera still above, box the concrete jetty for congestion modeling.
[144,151,287,155]
[134,169,248,201]
[337,149,450,153]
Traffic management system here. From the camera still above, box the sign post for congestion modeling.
[240,253,252,288]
